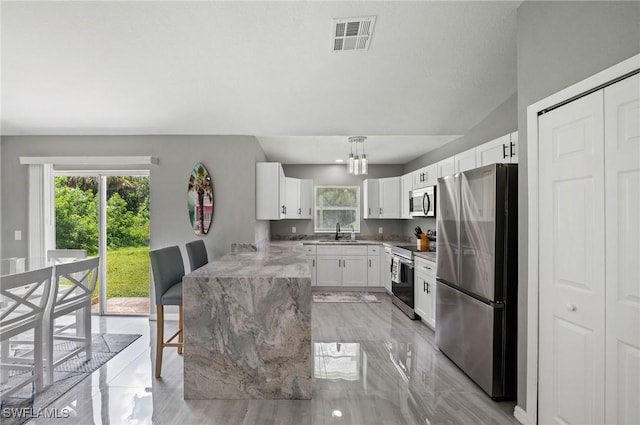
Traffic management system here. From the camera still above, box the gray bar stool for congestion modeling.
[149,246,184,378]
[185,240,208,272]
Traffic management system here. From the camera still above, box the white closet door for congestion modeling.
[604,73,640,425]
[538,90,606,425]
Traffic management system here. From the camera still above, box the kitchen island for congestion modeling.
[182,241,312,400]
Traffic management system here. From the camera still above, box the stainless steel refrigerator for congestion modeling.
[435,163,518,400]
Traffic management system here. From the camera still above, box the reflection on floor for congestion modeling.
[26,294,518,425]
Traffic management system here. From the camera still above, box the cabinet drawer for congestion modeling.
[415,257,436,274]
[367,245,381,255]
[304,245,316,255]
[317,245,342,256]
[341,245,367,256]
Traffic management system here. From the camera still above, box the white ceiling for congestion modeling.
[1,1,519,164]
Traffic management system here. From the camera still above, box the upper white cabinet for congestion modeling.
[454,147,477,173]
[363,179,380,219]
[285,178,313,219]
[476,133,518,167]
[401,173,412,219]
[437,157,455,178]
[299,179,313,219]
[363,177,401,219]
[412,164,437,189]
[256,162,286,220]
[379,177,400,218]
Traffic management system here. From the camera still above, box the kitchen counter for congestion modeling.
[182,241,311,400]
[414,250,437,262]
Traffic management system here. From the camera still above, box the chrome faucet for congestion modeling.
[335,222,341,240]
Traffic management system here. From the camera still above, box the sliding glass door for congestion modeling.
[53,172,150,315]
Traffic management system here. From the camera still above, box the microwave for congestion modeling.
[410,186,436,217]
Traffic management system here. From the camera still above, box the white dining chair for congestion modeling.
[43,257,99,386]
[0,267,53,400]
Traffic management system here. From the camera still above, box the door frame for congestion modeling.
[525,54,640,425]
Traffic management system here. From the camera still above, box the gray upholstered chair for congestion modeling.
[149,246,184,378]
[185,240,208,272]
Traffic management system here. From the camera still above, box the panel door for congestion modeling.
[379,176,400,218]
[367,255,380,287]
[437,157,455,178]
[307,256,317,286]
[285,177,300,218]
[424,164,438,187]
[413,166,428,189]
[604,73,640,425]
[363,179,380,218]
[316,255,342,286]
[401,173,412,219]
[476,134,510,167]
[538,90,605,425]
[342,255,367,286]
[424,272,437,329]
[299,179,313,219]
[454,148,477,173]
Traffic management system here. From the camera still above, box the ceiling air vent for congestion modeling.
[332,16,376,52]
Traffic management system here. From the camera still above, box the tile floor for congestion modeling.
[25,294,518,425]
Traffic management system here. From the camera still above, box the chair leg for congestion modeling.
[155,305,164,378]
[34,325,43,393]
[83,305,92,361]
[178,305,184,355]
[1,339,9,385]
[43,315,54,387]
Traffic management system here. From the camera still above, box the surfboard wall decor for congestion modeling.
[188,162,214,236]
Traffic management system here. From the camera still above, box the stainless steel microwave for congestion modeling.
[410,186,436,217]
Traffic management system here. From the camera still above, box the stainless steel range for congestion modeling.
[390,245,418,319]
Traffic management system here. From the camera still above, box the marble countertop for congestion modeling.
[303,239,408,246]
[414,251,437,262]
[185,241,310,279]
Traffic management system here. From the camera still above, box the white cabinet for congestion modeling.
[316,245,368,287]
[414,256,436,329]
[475,133,518,167]
[285,178,313,219]
[379,177,400,218]
[363,179,379,218]
[300,179,313,219]
[400,173,412,219]
[367,245,381,287]
[382,246,392,294]
[304,244,317,286]
[437,157,455,178]
[363,177,401,219]
[454,147,477,173]
[412,164,437,189]
[256,162,286,220]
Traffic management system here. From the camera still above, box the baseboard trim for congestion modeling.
[514,406,527,424]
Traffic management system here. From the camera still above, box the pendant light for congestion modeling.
[348,142,354,174]
[353,140,360,175]
[347,136,368,175]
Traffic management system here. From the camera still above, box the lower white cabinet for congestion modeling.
[382,246,392,294]
[312,244,383,287]
[304,244,317,286]
[414,256,436,329]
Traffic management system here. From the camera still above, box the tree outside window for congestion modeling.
[314,186,360,232]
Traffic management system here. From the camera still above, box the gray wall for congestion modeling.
[0,135,268,266]
[515,1,640,411]
[271,164,410,239]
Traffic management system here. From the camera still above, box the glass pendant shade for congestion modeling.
[361,154,368,175]
[353,155,360,175]
[348,153,354,174]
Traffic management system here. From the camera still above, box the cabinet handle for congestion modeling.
[502,144,508,159]
[423,281,427,292]
[298,208,301,215]
[312,259,315,267]
[566,303,576,312]
[369,259,371,267]
[338,259,341,268]
[379,208,382,215]
[368,207,371,215]
[426,281,430,294]
[309,208,311,215]
[510,142,515,158]
[423,265,431,270]
[343,259,346,267]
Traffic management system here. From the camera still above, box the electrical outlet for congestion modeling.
[292,227,297,233]
[378,227,383,234]
[14,230,22,241]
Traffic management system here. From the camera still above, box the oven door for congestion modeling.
[391,258,415,308]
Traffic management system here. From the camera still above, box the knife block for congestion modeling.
[417,234,429,251]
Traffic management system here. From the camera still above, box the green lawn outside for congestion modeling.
[106,246,150,298]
